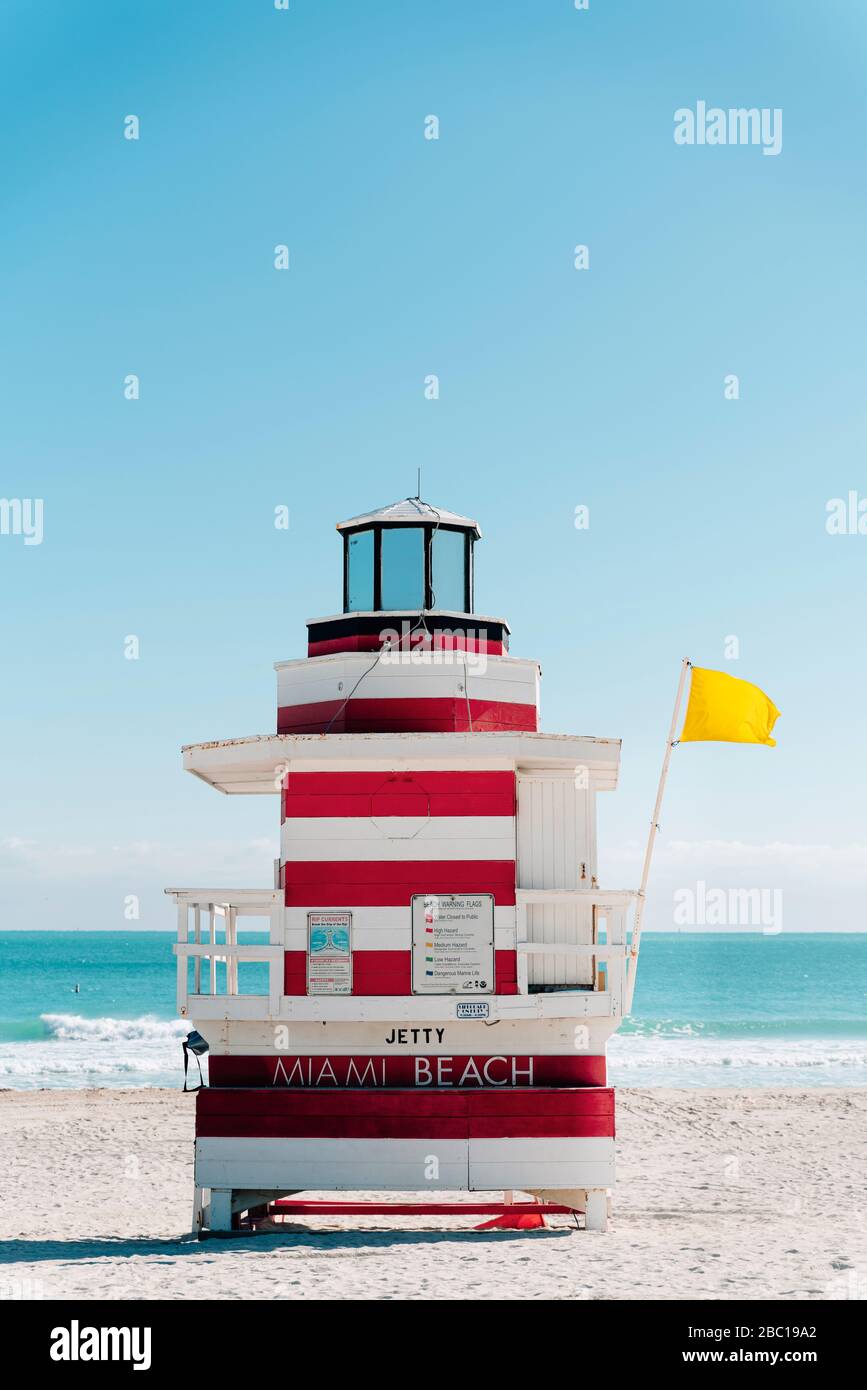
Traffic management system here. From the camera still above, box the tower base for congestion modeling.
[192,1086,614,1235]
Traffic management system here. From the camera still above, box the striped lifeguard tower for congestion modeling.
[168,498,639,1234]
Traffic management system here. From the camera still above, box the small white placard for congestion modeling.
[307,912,352,995]
[411,894,495,995]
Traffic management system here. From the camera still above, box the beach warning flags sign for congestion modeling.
[678,667,781,747]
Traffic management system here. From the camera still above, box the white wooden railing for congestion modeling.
[166,889,284,1019]
[167,885,640,1021]
[515,888,639,1013]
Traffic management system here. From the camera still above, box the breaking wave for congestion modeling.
[40,1013,188,1043]
[608,1035,867,1086]
[0,1014,191,1089]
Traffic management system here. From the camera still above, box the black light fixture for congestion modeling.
[182,1030,209,1092]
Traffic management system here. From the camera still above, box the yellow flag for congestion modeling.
[679,667,781,746]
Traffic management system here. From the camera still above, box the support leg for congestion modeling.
[191,1185,205,1237]
[584,1189,608,1232]
[209,1188,233,1233]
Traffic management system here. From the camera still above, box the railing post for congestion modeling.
[273,897,286,949]
[176,902,188,1015]
[515,897,529,994]
[608,908,624,1016]
[209,905,217,996]
[193,904,201,996]
[269,898,282,1017]
[227,906,238,995]
[516,946,529,996]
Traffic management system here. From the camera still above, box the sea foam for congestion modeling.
[40,1013,188,1043]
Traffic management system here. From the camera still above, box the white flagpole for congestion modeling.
[626,658,691,1011]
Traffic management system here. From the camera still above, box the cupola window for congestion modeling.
[380,526,425,609]
[430,527,466,611]
[346,528,374,611]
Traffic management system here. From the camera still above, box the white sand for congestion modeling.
[1,1087,865,1300]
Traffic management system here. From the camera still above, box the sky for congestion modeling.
[1,0,866,932]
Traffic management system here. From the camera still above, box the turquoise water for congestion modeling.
[0,931,864,1088]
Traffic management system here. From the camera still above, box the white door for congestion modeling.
[516,773,593,988]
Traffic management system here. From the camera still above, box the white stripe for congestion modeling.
[282,816,514,862]
[276,651,539,680]
[469,1137,614,1190]
[283,906,516,932]
[470,1138,613,1162]
[282,838,515,863]
[204,1017,610,1054]
[195,1136,613,1191]
[283,816,514,842]
[196,1137,468,1189]
[283,925,516,951]
[283,815,514,856]
[276,654,538,709]
[283,906,514,950]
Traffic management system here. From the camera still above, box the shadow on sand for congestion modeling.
[0,1226,574,1264]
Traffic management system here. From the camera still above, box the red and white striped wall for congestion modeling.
[281,769,518,995]
[194,1087,616,1193]
[275,651,540,734]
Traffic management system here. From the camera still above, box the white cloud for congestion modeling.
[665,839,867,868]
[605,838,867,875]
[0,836,278,880]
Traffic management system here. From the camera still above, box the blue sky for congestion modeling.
[1,0,866,931]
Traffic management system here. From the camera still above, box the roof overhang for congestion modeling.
[181,731,622,795]
[337,499,481,538]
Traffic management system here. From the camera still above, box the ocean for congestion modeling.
[0,931,864,1089]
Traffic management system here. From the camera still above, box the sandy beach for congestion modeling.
[1,1086,865,1300]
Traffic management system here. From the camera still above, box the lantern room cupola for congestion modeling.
[278,497,531,735]
[339,497,479,615]
[305,496,511,666]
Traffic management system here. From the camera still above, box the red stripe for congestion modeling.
[196,1086,615,1138]
[197,1115,611,1139]
[283,958,307,995]
[351,950,409,995]
[496,947,517,995]
[283,795,513,818]
[198,1087,614,1116]
[283,860,516,907]
[282,771,516,820]
[308,636,506,658]
[283,949,517,996]
[271,1201,574,1215]
[208,1055,608,1088]
[276,696,537,735]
